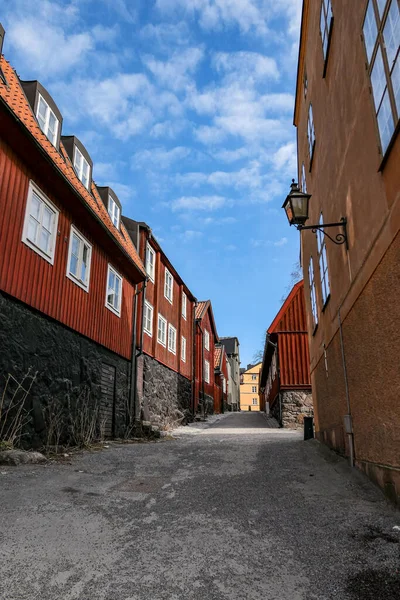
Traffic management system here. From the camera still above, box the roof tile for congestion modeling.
[0,57,146,278]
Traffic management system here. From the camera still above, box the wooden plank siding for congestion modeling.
[136,228,195,380]
[0,140,135,359]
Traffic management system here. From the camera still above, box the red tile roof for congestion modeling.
[195,300,208,319]
[214,346,222,369]
[0,57,146,278]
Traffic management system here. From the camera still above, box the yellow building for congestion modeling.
[240,363,262,411]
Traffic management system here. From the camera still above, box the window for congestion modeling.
[146,244,155,282]
[182,292,187,320]
[144,301,153,337]
[252,385,257,393]
[204,329,210,351]
[204,360,210,384]
[363,0,400,155]
[66,226,92,291]
[301,163,307,193]
[317,215,331,306]
[223,377,226,394]
[157,314,167,347]
[106,265,122,316]
[308,257,318,328]
[181,336,187,362]
[108,195,120,229]
[168,324,177,354]
[251,374,257,381]
[36,94,58,146]
[307,104,316,166]
[304,69,308,98]
[22,182,59,264]
[164,268,173,303]
[73,147,90,189]
[252,398,258,405]
[320,0,333,69]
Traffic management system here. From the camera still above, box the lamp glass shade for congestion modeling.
[282,181,311,227]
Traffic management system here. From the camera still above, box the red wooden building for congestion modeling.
[259,281,313,428]
[123,218,196,425]
[0,45,146,443]
[194,300,219,414]
[214,344,229,414]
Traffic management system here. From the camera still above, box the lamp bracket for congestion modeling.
[297,217,348,249]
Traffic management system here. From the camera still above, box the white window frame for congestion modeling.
[105,264,123,317]
[146,244,156,283]
[251,374,257,381]
[73,146,90,189]
[66,225,92,292]
[301,163,307,193]
[22,181,59,265]
[252,398,258,405]
[308,257,318,328]
[108,195,120,229]
[157,314,167,347]
[307,104,316,166]
[204,329,210,351]
[168,324,177,354]
[363,0,400,155]
[182,291,187,320]
[222,376,226,394]
[181,336,187,363]
[36,93,59,146]
[317,214,331,306]
[164,268,173,303]
[144,301,153,337]
[204,359,210,384]
[320,0,333,65]
[252,385,257,393]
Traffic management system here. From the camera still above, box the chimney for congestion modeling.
[0,24,5,56]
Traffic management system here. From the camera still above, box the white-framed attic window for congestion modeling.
[108,195,120,229]
[146,244,156,282]
[36,93,58,146]
[73,146,90,189]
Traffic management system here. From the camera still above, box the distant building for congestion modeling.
[259,281,313,428]
[219,336,241,411]
[240,363,262,411]
[122,218,196,428]
[214,344,228,413]
[195,300,219,414]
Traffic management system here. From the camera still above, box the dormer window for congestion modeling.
[108,195,120,229]
[36,93,58,146]
[74,146,90,189]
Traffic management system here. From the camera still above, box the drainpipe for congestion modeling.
[196,320,205,419]
[129,281,146,423]
[192,302,198,417]
[338,307,355,467]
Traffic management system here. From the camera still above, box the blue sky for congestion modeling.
[3,0,302,367]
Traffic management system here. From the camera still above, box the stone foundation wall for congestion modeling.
[271,390,313,429]
[142,354,192,427]
[0,292,131,447]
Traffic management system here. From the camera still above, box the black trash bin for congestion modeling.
[304,416,314,440]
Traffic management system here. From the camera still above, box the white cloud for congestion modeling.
[213,51,280,83]
[180,230,204,241]
[101,0,137,24]
[212,147,249,163]
[142,47,204,91]
[132,146,191,170]
[251,236,288,248]
[155,0,271,36]
[171,195,229,211]
[272,142,297,173]
[225,244,237,251]
[140,22,190,50]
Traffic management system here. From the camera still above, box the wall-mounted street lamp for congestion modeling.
[282,180,348,248]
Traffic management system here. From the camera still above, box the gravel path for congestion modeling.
[0,412,398,599]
